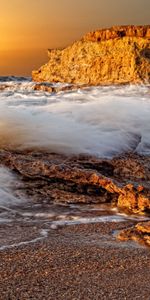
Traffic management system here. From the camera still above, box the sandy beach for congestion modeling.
[1,220,150,300]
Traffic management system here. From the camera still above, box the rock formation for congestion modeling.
[1,149,150,246]
[32,25,150,85]
[0,150,150,214]
[117,221,150,247]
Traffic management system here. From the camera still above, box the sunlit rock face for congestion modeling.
[0,150,150,215]
[32,25,150,85]
[117,221,150,247]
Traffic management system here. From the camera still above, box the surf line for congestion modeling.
[0,229,49,251]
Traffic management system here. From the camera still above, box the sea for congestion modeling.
[0,76,150,250]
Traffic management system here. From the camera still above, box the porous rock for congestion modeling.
[0,150,150,213]
[32,25,150,85]
[117,221,150,247]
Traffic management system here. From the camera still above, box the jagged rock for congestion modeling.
[117,221,150,247]
[33,83,89,93]
[0,150,150,213]
[136,221,150,233]
[32,25,150,85]
[83,25,150,42]
[117,184,150,214]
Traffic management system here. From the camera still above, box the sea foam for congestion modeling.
[0,77,150,157]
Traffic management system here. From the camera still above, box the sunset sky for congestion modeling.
[0,0,150,76]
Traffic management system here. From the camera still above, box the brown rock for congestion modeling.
[33,84,54,93]
[136,221,150,233]
[117,221,150,247]
[33,83,89,93]
[83,25,150,42]
[0,150,150,213]
[32,25,150,85]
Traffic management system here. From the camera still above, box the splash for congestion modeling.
[0,167,23,207]
[0,77,150,157]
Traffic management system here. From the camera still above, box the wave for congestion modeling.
[0,78,150,157]
[0,76,31,82]
[0,167,24,207]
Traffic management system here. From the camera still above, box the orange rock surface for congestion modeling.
[32,25,150,85]
[117,221,150,247]
[0,150,150,214]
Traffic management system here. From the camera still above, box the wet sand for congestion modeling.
[1,221,150,300]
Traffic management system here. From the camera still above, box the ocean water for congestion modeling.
[0,77,150,248]
[0,77,150,156]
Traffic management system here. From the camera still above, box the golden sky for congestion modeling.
[0,0,150,76]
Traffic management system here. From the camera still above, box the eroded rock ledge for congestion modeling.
[0,150,150,246]
[0,150,150,213]
[83,25,150,42]
[32,25,150,85]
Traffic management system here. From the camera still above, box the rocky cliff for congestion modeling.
[32,25,150,85]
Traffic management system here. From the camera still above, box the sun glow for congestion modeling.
[0,0,150,75]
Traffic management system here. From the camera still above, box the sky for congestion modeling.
[0,0,150,76]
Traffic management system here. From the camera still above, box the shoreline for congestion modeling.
[0,77,150,298]
[0,149,150,249]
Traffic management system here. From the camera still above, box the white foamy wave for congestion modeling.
[0,76,30,82]
[0,76,67,94]
[0,77,35,94]
[0,78,150,157]
[0,167,23,207]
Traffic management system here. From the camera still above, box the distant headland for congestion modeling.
[32,25,150,85]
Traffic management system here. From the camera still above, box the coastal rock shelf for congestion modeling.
[0,150,150,215]
[1,150,149,247]
[32,25,150,85]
